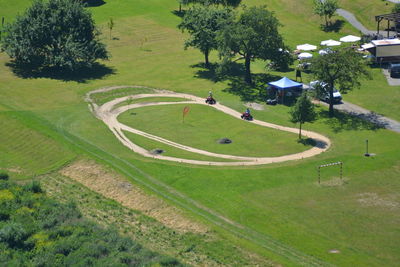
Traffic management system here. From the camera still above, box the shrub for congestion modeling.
[0,181,184,266]
[160,256,182,266]
[0,173,9,181]
[393,3,400,13]
[1,0,108,70]
[23,181,43,194]
[0,223,29,248]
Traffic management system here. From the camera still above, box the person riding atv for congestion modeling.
[205,90,216,104]
[241,108,253,121]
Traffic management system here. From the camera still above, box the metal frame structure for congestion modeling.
[317,162,343,184]
[375,13,400,38]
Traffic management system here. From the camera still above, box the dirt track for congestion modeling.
[86,87,331,166]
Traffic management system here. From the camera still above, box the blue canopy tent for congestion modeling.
[268,77,302,90]
[267,77,303,103]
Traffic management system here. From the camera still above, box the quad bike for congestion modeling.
[205,96,216,105]
[266,98,277,105]
[241,112,253,121]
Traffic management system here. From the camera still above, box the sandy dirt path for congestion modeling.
[86,87,331,166]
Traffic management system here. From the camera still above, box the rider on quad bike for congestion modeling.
[205,90,216,104]
[241,108,253,121]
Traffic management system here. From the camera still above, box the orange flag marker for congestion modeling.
[182,106,190,123]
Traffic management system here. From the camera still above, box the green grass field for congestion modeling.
[1,0,399,266]
[113,96,188,110]
[339,0,394,30]
[118,103,312,157]
[39,172,270,266]
[0,111,75,179]
[123,131,237,162]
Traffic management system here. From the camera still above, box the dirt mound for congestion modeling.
[150,149,164,155]
[60,159,208,233]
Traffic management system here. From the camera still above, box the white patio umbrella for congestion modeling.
[298,52,313,59]
[326,40,341,46]
[321,39,341,46]
[296,43,317,51]
[320,39,335,45]
[340,35,361,42]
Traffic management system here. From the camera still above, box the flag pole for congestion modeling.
[182,106,190,123]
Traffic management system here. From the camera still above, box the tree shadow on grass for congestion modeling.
[83,0,106,7]
[192,61,292,103]
[191,60,306,106]
[278,94,298,107]
[321,19,345,33]
[171,10,186,18]
[223,73,282,102]
[318,109,385,133]
[298,138,317,146]
[6,62,115,83]
[298,137,330,150]
[275,66,295,73]
[191,62,245,83]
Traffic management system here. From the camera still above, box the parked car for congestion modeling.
[389,63,400,78]
[309,80,342,103]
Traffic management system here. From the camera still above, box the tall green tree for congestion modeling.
[313,0,339,27]
[290,92,316,139]
[1,0,108,70]
[310,48,371,117]
[179,5,233,67]
[217,6,289,84]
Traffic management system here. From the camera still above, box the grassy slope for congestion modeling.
[339,0,394,30]
[0,180,183,266]
[40,172,271,266]
[132,108,400,266]
[0,111,75,179]
[0,0,399,266]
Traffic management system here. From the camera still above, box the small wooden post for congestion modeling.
[0,17,4,41]
[388,20,390,38]
[364,139,370,156]
[377,19,380,35]
[318,166,321,184]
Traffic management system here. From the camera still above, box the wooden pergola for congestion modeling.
[375,12,400,38]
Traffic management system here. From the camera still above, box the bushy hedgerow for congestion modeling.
[0,180,185,267]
